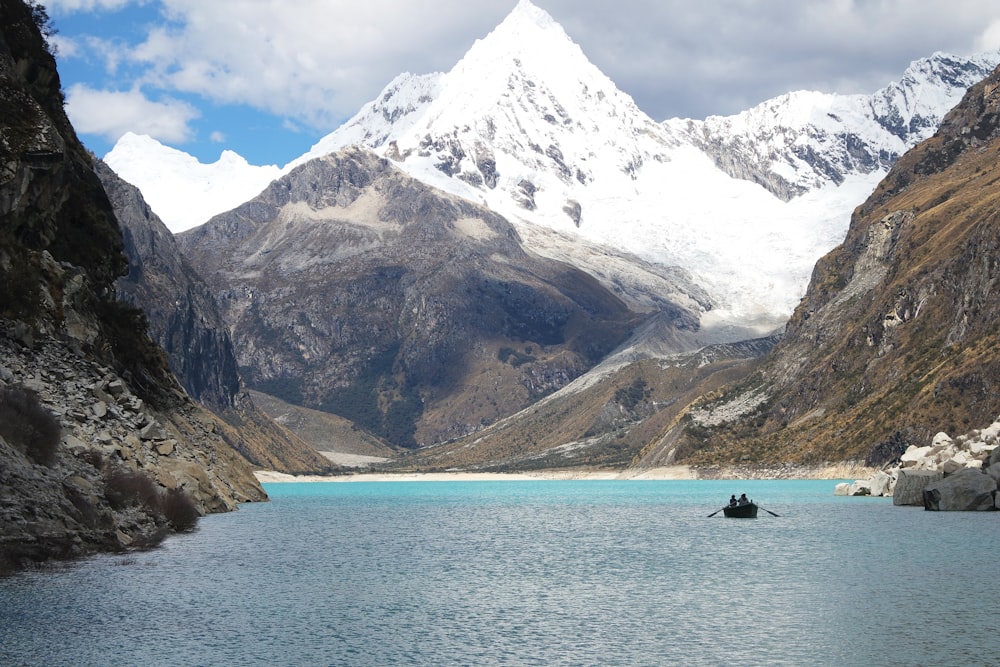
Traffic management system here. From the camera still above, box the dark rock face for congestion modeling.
[178,148,650,448]
[893,469,945,506]
[96,160,333,474]
[0,0,267,573]
[96,160,241,411]
[0,0,125,291]
[922,468,997,511]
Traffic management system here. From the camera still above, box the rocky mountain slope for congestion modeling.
[176,148,675,449]
[399,334,779,472]
[96,160,334,474]
[0,0,265,572]
[642,63,1000,468]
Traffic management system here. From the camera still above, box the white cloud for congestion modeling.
[120,0,511,129]
[50,0,1000,142]
[46,0,139,11]
[977,20,1000,52]
[64,84,199,144]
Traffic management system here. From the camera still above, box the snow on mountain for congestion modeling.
[104,133,283,233]
[675,51,999,201]
[103,0,1000,333]
[292,0,999,330]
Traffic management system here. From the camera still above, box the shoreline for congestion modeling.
[254,463,870,484]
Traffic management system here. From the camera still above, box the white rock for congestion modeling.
[849,480,871,496]
[869,470,893,497]
[981,421,1000,443]
[834,482,851,496]
[968,441,994,458]
[931,432,953,447]
[900,445,932,467]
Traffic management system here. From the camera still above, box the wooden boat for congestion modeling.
[722,502,758,518]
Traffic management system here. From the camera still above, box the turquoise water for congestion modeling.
[1,479,998,666]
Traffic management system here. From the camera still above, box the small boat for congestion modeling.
[722,502,758,518]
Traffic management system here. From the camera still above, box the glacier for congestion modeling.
[104,0,1000,336]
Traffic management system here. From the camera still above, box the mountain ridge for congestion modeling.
[641,61,1000,468]
[175,147,662,448]
[105,1,1000,331]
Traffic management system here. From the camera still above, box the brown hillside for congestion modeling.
[656,65,1000,467]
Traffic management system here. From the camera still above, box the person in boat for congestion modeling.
[729,494,738,506]
[738,493,749,505]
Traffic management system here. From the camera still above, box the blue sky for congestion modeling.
[46,0,1000,168]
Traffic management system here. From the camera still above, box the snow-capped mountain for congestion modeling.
[677,51,1000,200]
[105,132,283,233]
[105,0,1000,334]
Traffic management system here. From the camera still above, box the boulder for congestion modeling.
[834,482,850,496]
[893,469,944,506]
[942,455,969,474]
[139,421,168,441]
[869,470,893,497]
[922,468,997,511]
[981,420,1000,444]
[931,432,953,447]
[968,441,995,458]
[987,464,1000,488]
[849,480,871,496]
[154,440,176,456]
[989,446,1000,469]
[900,445,932,468]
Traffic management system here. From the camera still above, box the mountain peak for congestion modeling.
[505,0,559,30]
[454,0,584,83]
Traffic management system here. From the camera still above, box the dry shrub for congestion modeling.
[0,384,61,466]
[161,487,199,532]
[104,469,161,510]
[103,469,200,533]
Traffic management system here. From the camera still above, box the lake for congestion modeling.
[1,479,998,666]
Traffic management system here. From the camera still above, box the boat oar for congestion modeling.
[759,506,780,517]
[707,506,727,517]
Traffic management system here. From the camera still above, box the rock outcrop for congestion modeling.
[97,160,334,474]
[922,468,996,511]
[892,469,945,506]
[840,415,1000,509]
[0,0,266,572]
[0,324,267,569]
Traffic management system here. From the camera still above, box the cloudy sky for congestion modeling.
[47,0,1000,167]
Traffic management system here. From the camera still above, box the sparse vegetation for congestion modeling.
[104,469,161,510]
[614,378,649,410]
[498,346,536,367]
[104,468,200,532]
[27,1,58,55]
[320,344,423,449]
[161,487,199,532]
[0,384,61,466]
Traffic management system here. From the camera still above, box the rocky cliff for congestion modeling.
[0,0,265,573]
[650,64,1000,467]
[177,148,669,449]
[97,160,334,474]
